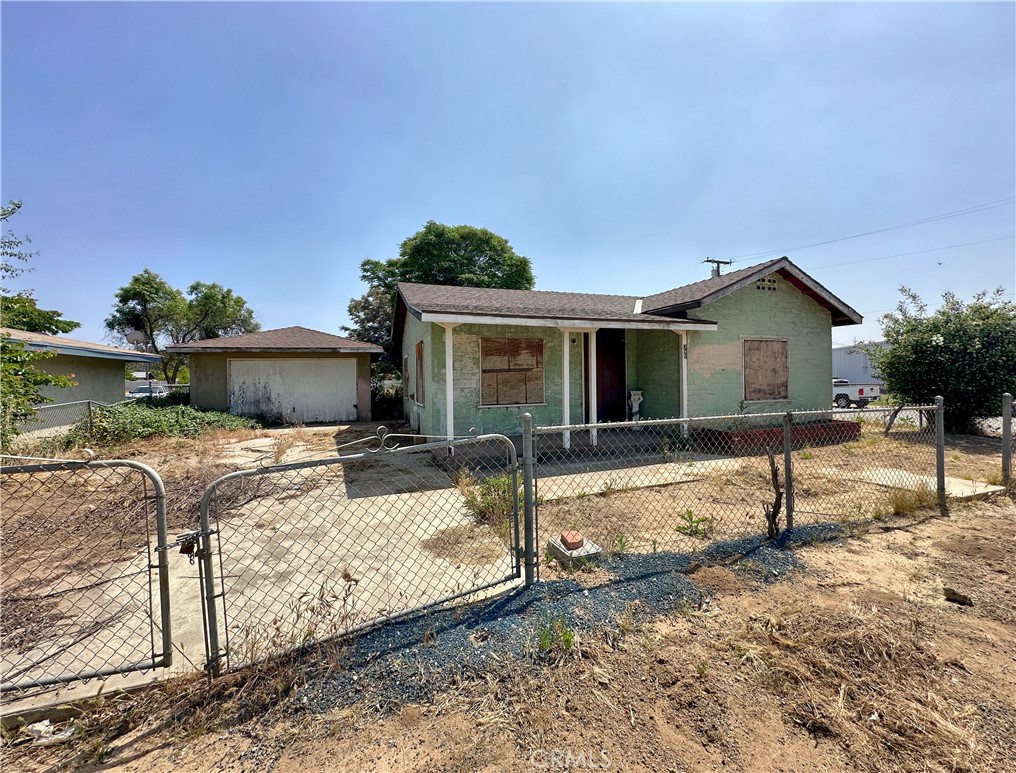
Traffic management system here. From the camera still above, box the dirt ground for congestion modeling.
[6,494,1014,773]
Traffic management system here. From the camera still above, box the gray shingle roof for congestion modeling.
[641,258,787,312]
[396,257,861,329]
[396,283,714,325]
[167,326,382,353]
[1,327,162,363]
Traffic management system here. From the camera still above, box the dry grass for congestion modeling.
[731,600,979,771]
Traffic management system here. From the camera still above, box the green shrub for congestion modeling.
[65,402,259,446]
[455,469,516,541]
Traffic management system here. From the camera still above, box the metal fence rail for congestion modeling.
[17,401,100,437]
[0,456,171,693]
[527,403,943,573]
[197,432,522,675]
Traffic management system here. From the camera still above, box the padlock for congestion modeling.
[179,541,195,556]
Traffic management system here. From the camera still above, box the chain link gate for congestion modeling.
[0,457,172,694]
[195,431,522,675]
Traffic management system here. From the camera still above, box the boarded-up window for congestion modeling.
[743,339,789,401]
[480,338,545,406]
[415,341,425,405]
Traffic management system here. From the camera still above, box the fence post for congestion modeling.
[87,401,94,435]
[1002,393,1012,486]
[198,487,222,676]
[782,411,794,533]
[521,413,537,586]
[935,396,946,508]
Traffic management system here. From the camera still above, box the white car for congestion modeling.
[127,385,171,400]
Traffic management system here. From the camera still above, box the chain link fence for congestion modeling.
[0,457,171,694]
[528,403,943,572]
[197,432,521,674]
[17,401,100,438]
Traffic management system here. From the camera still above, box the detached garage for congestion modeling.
[170,327,382,424]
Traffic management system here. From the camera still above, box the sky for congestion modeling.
[2,1,1014,349]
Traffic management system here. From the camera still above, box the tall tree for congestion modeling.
[1,201,78,449]
[344,221,536,372]
[866,287,1016,432]
[106,270,260,383]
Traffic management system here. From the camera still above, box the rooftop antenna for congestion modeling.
[703,257,733,278]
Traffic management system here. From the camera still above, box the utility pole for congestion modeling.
[703,258,733,278]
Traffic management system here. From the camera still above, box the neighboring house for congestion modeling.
[392,257,862,438]
[832,342,886,385]
[1,327,161,406]
[168,327,382,424]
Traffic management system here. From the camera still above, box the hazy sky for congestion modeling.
[2,2,1014,348]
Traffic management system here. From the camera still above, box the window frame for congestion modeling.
[742,337,790,403]
[478,337,547,408]
[414,341,425,406]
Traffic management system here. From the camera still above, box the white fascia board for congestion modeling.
[419,312,717,332]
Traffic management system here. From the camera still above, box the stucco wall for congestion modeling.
[190,351,372,421]
[631,329,682,419]
[686,273,832,416]
[37,354,128,405]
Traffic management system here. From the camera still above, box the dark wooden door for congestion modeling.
[596,329,627,422]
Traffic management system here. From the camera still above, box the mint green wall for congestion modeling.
[686,273,832,416]
[440,323,584,435]
[630,329,681,418]
[401,313,435,434]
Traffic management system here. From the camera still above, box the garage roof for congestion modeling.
[1,327,162,363]
[166,326,383,354]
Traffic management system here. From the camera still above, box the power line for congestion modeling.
[806,235,1015,270]
[720,196,1016,262]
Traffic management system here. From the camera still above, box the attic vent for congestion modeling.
[755,277,778,292]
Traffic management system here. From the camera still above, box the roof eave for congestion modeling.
[418,310,717,331]
[170,346,380,354]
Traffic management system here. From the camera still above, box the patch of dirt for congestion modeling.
[421,524,509,565]
[686,564,745,595]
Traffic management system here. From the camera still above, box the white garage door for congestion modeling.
[228,359,358,424]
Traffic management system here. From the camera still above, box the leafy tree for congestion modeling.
[344,221,536,373]
[866,287,1016,432]
[1,201,78,449]
[106,270,260,383]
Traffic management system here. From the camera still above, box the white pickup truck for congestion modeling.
[832,379,882,409]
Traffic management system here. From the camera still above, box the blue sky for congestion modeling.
[2,2,1014,348]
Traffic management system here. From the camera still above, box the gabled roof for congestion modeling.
[395,283,717,327]
[0,327,162,363]
[166,326,382,354]
[642,257,862,326]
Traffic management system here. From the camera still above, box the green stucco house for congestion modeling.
[392,257,862,441]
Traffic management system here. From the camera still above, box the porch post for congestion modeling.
[678,331,689,438]
[561,328,571,450]
[588,328,599,446]
[442,323,459,440]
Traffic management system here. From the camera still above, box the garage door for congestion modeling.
[228,359,358,424]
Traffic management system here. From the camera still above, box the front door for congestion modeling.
[585,329,627,422]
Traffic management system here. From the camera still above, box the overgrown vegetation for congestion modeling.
[62,401,259,447]
[865,287,1016,432]
[455,469,517,541]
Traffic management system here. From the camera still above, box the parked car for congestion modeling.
[832,378,881,409]
[126,384,171,400]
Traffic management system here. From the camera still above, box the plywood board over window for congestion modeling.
[415,341,425,405]
[480,338,545,406]
[743,338,789,401]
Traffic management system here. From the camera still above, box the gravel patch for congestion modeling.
[296,530,820,716]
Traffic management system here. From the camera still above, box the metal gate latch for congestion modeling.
[157,531,208,564]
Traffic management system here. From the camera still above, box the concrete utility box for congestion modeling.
[547,531,603,568]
